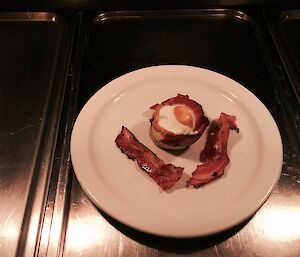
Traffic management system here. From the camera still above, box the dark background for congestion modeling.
[1,0,300,11]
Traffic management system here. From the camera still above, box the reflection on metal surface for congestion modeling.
[0,12,73,257]
[64,182,119,257]
[262,206,300,241]
[39,207,51,256]
[0,12,60,22]
[95,9,251,23]
[267,9,300,103]
[1,220,19,241]
[67,213,107,251]
[281,10,300,22]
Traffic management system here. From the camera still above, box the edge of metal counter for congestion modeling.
[37,12,84,257]
[5,12,77,257]
[24,13,74,257]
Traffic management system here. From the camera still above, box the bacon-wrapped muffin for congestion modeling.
[149,94,209,150]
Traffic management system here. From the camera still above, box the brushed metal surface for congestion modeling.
[266,9,300,104]
[0,13,73,257]
[63,178,300,257]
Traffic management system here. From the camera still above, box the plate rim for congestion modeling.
[70,65,283,238]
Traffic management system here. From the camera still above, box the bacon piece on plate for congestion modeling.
[115,126,183,190]
[187,113,239,188]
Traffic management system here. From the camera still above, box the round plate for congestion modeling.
[70,65,282,238]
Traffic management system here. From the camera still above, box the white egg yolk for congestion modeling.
[158,105,197,135]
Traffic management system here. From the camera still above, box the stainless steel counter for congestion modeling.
[1,8,300,257]
[0,12,74,257]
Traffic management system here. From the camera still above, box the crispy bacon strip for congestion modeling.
[115,126,183,190]
[187,113,239,188]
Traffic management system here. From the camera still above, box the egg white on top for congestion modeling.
[157,105,197,135]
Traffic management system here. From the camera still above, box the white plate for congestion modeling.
[70,65,282,238]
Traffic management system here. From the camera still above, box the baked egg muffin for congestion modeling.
[149,94,209,150]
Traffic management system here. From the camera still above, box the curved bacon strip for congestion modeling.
[187,113,239,188]
[115,126,183,190]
